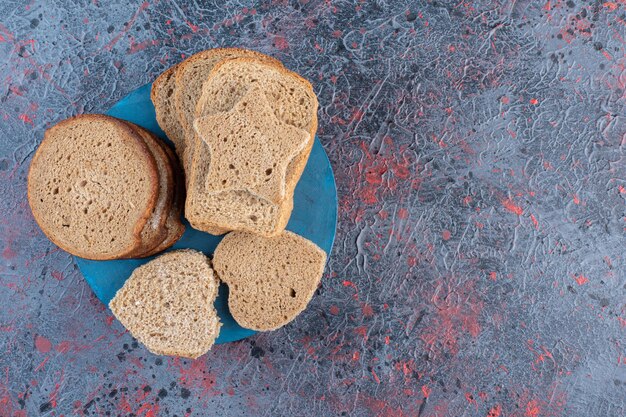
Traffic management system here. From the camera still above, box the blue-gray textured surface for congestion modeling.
[0,1,625,416]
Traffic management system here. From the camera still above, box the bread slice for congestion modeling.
[172,48,282,175]
[212,231,327,331]
[151,64,185,160]
[123,123,173,258]
[28,114,159,260]
[141,140,185,256]
[186,58,318,235]
[109,250,221,359]
[193,86,310,202]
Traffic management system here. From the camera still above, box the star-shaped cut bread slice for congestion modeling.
[109,250,221,359]
[193,86,310,204]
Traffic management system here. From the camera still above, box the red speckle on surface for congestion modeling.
[128,38,157,54]
[18,114,33,125]
[525,399,540,417]
[185,21,199,33]
[103,1,149,51]
[420,278,483,354]
[530,214,539,229]
[502,198,523,215]
[51,271,64,281]
[572,274,589,286]
[421,385,431,397]
[55,341,71,354]
[442,229,451,240]
[35,335,52,353]
[175,358,218,396]
[329,305,340,315]
[2,245,16,259]
[274,36,289,50]
[136,403,159,417]
[489,272,497,281]
[354,326,368,339]
[487,404,502,417]
[529,98,538,105]
[397,208,408,219]
[361,304,374,317]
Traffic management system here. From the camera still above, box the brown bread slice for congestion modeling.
[186,58,318,235]
[141,141,185,256]
[28,114,159,260]
[151,64,186,160]
[173,48,282,175]
[123,123,173,258]
[193,86,310,203]
[109,250,221,359]
[212,231,327,331]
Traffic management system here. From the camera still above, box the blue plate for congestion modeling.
[75,83,338,344]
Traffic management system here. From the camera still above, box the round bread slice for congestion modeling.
[141,141,185,256]
[123,123,173,258]
[212,231,327,331]
[28,114,159,260]
[109,250,221,359]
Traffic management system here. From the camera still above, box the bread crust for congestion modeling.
[123,123,173,258]
[141,141,185,256]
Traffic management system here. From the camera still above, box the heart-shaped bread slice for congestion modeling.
[110,250,221,359]
[212,231,327,331]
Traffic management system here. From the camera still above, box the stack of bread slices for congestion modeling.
[28,114,185,260]
[28,48,329,359]
[152,48,318,237]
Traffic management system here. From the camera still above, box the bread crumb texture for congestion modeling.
[109,250,221,359]
[213,231,327,331]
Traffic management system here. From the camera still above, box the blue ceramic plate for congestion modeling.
[75,83,337,344]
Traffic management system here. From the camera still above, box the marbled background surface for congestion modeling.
[1,1,625,416]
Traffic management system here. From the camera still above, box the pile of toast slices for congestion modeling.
[28,114,184,260]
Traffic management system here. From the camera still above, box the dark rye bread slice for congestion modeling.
[186,58,318,235]
[123,123,173,258]
[28,114,159,260]
[212,231,327,331]
[142,142,185,256]
[173,48,282,176]
[109,250,221,359]
[151,64,185,161]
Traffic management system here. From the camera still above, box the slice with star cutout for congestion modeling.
[193,86,309,203]
[185,57,318,236]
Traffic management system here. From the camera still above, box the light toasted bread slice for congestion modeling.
[110,250,221,359]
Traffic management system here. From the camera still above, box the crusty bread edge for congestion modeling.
[123,122,173,258]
